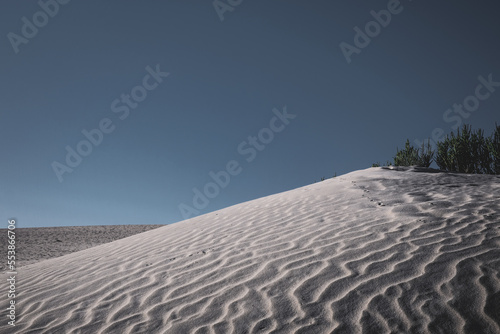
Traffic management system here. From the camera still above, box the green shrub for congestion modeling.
[435,138,453,171]
[436,124,492,174]
[373,124,498,174]
[417,140,434,168]
[393,139,434,167]
[489,123,500,174]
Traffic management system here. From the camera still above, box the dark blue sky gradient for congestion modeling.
[1,0,499,227]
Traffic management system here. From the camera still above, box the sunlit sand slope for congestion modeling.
[2,167,499,333]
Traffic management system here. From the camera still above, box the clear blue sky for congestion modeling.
[1,0,499,227]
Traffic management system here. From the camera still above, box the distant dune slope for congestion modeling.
[2,167,499,334]
[0,225,164,271]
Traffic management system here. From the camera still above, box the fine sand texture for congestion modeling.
[0,225,165,272]
[1,167,499,333]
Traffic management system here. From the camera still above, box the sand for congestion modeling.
[1,167,499,333]
[0,225,165,271]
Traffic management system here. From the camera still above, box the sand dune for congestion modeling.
[2,167,499,333]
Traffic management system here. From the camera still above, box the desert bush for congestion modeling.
[393,139,434,167]
[435,138,453,171]
[489,123,500,174]
[435,124,492,174]
[374,124,498,174]
[417,140,434,168]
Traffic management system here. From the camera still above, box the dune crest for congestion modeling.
[2,168,499,333]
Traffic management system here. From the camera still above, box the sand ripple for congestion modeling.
[1,168,499,333]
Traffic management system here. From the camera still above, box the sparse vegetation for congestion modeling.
[372,124,499,174]
[488,123,500,174]
[435,124,495,174]
[393,139,434,168]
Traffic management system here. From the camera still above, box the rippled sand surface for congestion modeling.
[2,167,499,333]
